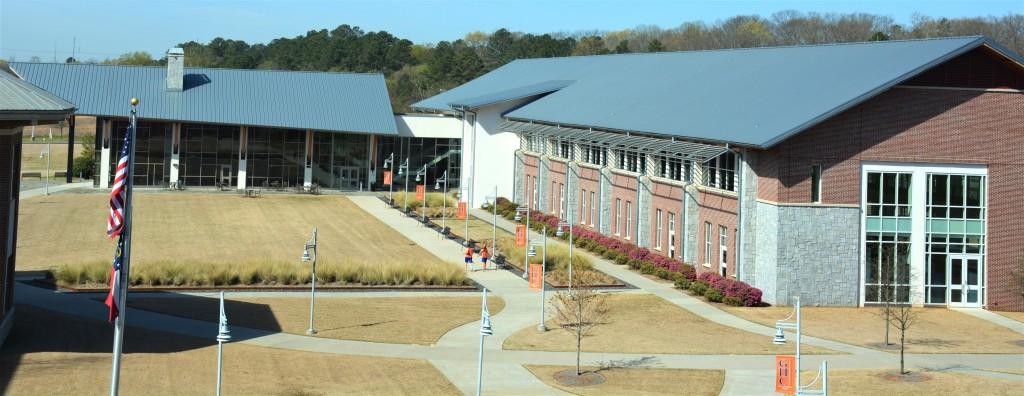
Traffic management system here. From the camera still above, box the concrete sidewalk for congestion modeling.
[19,181,92,199]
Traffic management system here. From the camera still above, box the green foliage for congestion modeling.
[723,296,743,306]
[704,287,724,302]
[674,277,691,290]
[103,51,160,66]
[689,280,709,295]
[614,40,630,54]
[647,39,664,52]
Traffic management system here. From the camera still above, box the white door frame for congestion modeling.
[948,253,983,308]
[719,225,728,276]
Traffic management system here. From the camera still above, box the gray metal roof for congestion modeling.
[10,62,398,135]
[415,36,1023,148]
[0,69,75,120]
[448,80,573,110]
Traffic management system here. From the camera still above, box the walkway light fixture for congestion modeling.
[529,226,548,332]
[398,158,410,211]
[301,227,318,335]
[772,297,829,395]
[215,291,231,396]
[514,205,531,280]
[416,166,429,224]
[435,171,448,234]
[383,152,394,205]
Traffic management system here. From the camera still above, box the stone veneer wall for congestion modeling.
[513,151,526,204]
[774,204,861,306]
[638,176,652,248]
[599,168,613,235]
[683,184,700,264]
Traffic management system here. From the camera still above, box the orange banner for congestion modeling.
[383,170,392,185]
[416,184,425,200]
[457,202,467,219]
[775,355,795,394]
[529,264,543,290]
[515,224,527,247]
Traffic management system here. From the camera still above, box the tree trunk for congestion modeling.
[576,326,582,375]
[899,330,905,374]
[884,306,890,345]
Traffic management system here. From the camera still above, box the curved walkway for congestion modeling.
[12,195,1023,396]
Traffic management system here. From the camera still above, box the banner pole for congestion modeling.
[109,101,138,396]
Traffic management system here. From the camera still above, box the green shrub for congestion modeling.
[674,277,691,290]
[593,245,607,255]
[614,255,629,266]
[654,267,670,279]
[627,259,643,269]
[640,262,655,274]
[603,250,618,260]
[72,154,95,179]
[723,296,743,306]
[689,280,709,295]
[704,287,724,302]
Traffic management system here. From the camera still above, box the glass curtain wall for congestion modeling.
[247,128,304,189]
[109,119,171,187]
[375,136,460,193]
[311,132,368,190]
[864,172,913,303]
[179,123,239,187]
[925,174,986,304]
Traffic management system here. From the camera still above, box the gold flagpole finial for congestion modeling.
[130,97,139,107]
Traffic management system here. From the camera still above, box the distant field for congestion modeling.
[17,193,449,272]
[20,142,89,175]
[21,115,96,141]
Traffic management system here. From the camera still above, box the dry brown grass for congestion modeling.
[19,142,89,174]
[722,305,1024,354]
[993,310,1024,323]
[129,295,504,345]
[504,294,832,355]
[0,304,460,395]
[524,365,724,396]
[17,193,448,271]
[808,369,1023,396]
[431,216,513,245]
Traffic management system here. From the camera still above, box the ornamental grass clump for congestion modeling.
[54,259,470,288]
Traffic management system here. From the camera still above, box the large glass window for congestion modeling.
[925,174,986,304]
[312,132,368,190]
[659,156,691,182]
[864,171,913,303]
[179,123,238,187]
[581,144,606,166]
[375,136,460,193]
[703,151,736,191]
[246,127,304,189]
[110,119,171,187]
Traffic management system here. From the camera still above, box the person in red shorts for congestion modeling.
[479,243,491,270]
[464,245,474,271]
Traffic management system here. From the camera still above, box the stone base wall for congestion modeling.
[774,204,861,306]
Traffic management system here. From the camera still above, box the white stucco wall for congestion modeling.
[395,114,461,138]
[461,99,530,208]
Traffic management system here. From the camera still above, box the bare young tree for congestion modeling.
[553,272,609,376]
[887,298,920,375]
[875,253,896,346]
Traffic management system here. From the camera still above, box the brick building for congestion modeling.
[0,69,76,346]
[414,37,1024,311]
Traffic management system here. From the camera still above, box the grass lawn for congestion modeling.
[993,310,1024,323]
[129,295,504,345]
[430,215,512,246]
[722,306,1024,354]
[17,193,447,272]
[504,294,832,355]
[0,304,460,395]
[524,365,724,396]
[20,142,90,174]
[811,369,1023,396]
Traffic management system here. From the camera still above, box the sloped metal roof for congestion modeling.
[447,80,573,110]
[0,69,75,120]
[10,62,397,135]
[414,36,1023,148]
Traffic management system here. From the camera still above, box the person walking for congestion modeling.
[464,245,475,271]
[480,243,491,270]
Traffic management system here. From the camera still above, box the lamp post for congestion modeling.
[514,205,530,280]
[416,166,428,224]
[476,287,493,396]
[772,297,829,395]
[528,227,547,332]
[38,143,51,195]
[435,171,448,234]
[302,227,318,335]
[383,152,394,205]
[398,158,410,212]
[215,291,231,396]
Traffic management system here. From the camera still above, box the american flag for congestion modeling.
[106,119,133,238]
[105,237,124,322]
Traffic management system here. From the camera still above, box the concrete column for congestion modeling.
[237,127,247,189]
[567,162,579,223]
[599,167,613,235]
[169,123,181,186]
[538,156,551,213]
[65,116,75,183]
[303,129,313,188]
[366,134,376,191]
[513,151,526,203]
[684,184,700,264]
[638,176,652,248]
[99,119,112,188]
[738,149,758,283]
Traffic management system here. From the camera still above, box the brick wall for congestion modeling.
[755,87,1024,311]
[696,189,738,276]
[547,159,567,218]
[576,165,601,231]
[649,179,685,260]
[608,171,639,241]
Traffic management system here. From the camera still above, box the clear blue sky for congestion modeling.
[1,0,1020,61]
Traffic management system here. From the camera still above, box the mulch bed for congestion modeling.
[554,370,607,386]
[880,371,932,382]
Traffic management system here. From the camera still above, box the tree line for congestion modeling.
[41,11,1024,111]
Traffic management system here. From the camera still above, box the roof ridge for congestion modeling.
[10,61,385,77]
[510,35,986,62]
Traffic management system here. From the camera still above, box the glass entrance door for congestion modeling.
[948,254,982,308]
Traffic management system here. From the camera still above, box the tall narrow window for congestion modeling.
[579,189,587,224]
[719,225,728,276]
[811,164,822,203]
[551,181,557,214]
[625,201,632,239]
[615,199,622,235]
[668,212,676,258]
[704,222,712,265]
[589,191,596,226]
[559,183,565,219]
[655,209,663,250]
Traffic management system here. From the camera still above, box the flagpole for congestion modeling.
[110,98,139,396]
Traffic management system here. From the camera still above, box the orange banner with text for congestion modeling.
[457,202,467,219]
[515,225,527,247]
[416,185,425,200]
[529,265,543,290]
[775,355,795,394]
[383,170,392,186]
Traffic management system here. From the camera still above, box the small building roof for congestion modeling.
[0,69,75,121]
[10,62,398,135]
[414,36,1024,148]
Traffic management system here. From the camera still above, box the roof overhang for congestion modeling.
[501,118,729,163]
